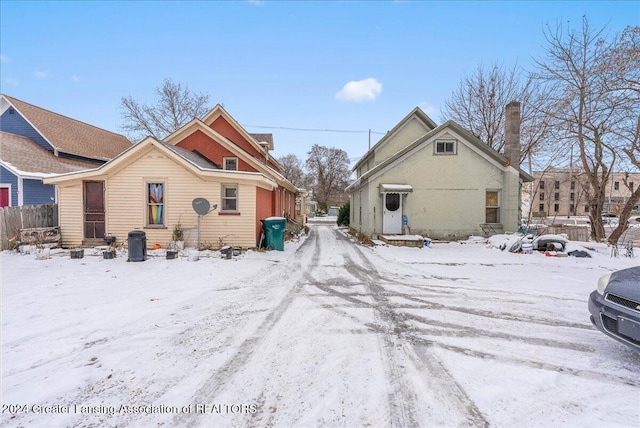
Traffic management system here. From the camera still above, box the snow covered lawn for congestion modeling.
[2,226,639,427]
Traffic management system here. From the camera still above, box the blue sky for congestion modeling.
[1,1,638,163]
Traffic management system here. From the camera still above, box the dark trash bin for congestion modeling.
[128,231,147,262]
[261,217,286,251]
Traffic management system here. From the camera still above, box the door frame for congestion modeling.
[83,180,106,240]
[382,192,403,234]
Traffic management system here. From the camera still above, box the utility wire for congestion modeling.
[243,124,386,135]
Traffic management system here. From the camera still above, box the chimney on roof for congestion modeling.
[504,100,521,170]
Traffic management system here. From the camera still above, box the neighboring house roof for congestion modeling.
[1,94,132,161]
[250,133,274,151]
[44,137,277,191]
[352,106,438,172]
[347,120,534,193]
[0,131,97,178]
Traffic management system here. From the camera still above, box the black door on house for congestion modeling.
[84,181,105,239]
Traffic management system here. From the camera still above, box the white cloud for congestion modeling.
[72,75,80,82]
[3,78,19,86]
[34,71,49,79]
[247,0,264,5]
[335,78,382,102]
[0,54,10,63]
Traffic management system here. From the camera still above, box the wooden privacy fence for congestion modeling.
[545,224,590,242]
[0,204,58,250]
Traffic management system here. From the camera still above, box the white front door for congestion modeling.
[382,193,402,234]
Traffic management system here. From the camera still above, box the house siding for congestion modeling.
[176,129,258,172]
[373,117,431,169]
[54,145,261,249]
[355,129,518,239]
[0,108,53,152]
[22,178,56,205]
[256,187,273,243]
[0,165,19,206]
[211,117,266,165]
[57,182,84,248]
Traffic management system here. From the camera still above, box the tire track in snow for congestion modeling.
[308,226,489,427]
[172,230,316,426]
[333,229,489,426]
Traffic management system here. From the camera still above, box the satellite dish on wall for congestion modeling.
[192,198,210,216]
[192,198,218,249]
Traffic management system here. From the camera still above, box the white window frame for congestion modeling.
[146,181,166,228]
[221,183,238,212]
[0,184,12,207]
[485,190,500,224]
[435,140,457,155]
[223,157,238,171]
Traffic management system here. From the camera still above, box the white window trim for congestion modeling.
[221,183,239,212]
[0,184,12,207]
[486,189,501,224]
[145,180,167,228]
[223,157,238,171]
[434,140,457,155]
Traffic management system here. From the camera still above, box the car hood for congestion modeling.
[606,266,640,299]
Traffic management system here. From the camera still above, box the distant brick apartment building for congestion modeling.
[529,168,640,218]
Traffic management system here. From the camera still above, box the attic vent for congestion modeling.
[9,107,15,114]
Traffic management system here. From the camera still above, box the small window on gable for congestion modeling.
[224,157,238,171]
[147,182,165,227]
[221,183,238,212]
[435,140,456,155]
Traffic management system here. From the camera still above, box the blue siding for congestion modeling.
[23,179,55,205]
[0,165,19,206]
[0,108,54,151]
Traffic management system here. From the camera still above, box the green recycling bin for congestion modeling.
[262,217,286,251]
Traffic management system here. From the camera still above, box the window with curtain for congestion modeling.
[147,182,165,226]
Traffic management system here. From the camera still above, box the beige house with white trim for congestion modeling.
[44,137,277,249]
[347,103,533,240]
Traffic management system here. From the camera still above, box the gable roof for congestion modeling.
[201,104,273,154]
[0,131,97,178]
[347,120,533,193]
[43,136,277,191]
[164,118,298,193]
[352,106,437,172]
[1,94,132,161]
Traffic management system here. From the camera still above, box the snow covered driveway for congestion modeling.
[2,224,639,427]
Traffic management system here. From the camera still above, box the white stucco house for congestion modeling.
[347,102,533,240]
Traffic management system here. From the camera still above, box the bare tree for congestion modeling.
[532,18,640,241]
[120,78,211,141]
[442,62,553,167]
[305,145,351,211]
[601,26,640,244]
[277,154,307,188]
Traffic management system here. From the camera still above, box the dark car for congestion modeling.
[588,266,640,351]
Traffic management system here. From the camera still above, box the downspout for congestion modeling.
[18,176,24,206]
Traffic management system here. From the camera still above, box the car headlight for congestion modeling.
[597,273,612,295]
